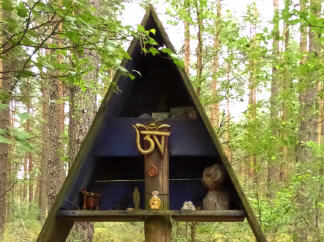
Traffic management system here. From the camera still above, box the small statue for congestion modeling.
[202,164,230,210]
[81,188,101,210]
[133,186,141,210]
[181,201,196,211]
[149,191,161,209]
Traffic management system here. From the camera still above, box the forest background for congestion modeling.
[0,0,323,241]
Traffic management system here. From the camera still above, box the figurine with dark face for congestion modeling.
[202,164,230,210]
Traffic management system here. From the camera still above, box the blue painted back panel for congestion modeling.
[94,118,218,157]
[89,180,207,210]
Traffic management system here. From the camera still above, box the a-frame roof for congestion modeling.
[37,5,266,242]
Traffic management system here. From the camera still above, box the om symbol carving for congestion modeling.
[133,122,170,156]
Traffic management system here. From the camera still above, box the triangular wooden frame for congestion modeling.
[37,5,266,242]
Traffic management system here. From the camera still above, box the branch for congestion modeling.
[0,0,42,54]
[0,180,19,199]
[9,17,62,94]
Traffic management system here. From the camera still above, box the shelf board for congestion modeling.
[57,209,245,222]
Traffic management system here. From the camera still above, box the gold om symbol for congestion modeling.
[133,122,170,156]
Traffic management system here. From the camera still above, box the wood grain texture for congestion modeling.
[145,216,171,242]
[57,209,245,222]
[144,127,171,241]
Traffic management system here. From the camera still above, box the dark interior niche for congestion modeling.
[118,53,194,117]
[85,156,241,210]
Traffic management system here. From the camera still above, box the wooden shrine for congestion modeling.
[37,5,266,242]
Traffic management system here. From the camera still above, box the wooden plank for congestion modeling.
[57,209,246,223]
[144,126,171,241]
[172,210,245,222]
[145,216,171,242]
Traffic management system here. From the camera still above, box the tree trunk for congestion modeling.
[0,4,10,234]
[39,75,49,221]
[47,15,65,210]
[67,53,98,241]
[47,76,65,210]
[225,59,231,162]
[183,16,190,75]
[25,85,34,207]
[195,1,203,97]
[210,0,221,128]
[23,154,28,201]
[280,0,291,184]
[295,0,321,240]
[267,0,280,196]
[247,7,258,181]
[7,101,16,220]
[0,60,9,237]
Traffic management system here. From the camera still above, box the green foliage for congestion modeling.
[3,201,42,242]
[1,0,323,241]
[93,222,144,242]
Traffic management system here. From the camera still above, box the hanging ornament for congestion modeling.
[149,191,161,209]
[148,165,159,177]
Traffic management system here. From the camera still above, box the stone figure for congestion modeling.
[133,186,141,210]
[202,164,230,210]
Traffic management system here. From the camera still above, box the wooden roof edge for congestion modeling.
[37,8,150,242]
[148,5,177,53]
[148,6,267,241]
[175,60,267,242]
[38,6,267,242]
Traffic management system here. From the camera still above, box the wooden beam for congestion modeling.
[144,125,171,242]
[57,209,246,223]
[172,210,245,222]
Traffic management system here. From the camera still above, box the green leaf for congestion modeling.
[0,135,12,144]
[2,0,13,11]
[13,129,29,141]
[20,70,34,78]
[65,16,76,22]
[17,112,30,122]
[0,104,8,110]
[137,25,145,33]
[65,31,80,43]
[117,65,128,73]
[0,129,6,135]
[16,2,28,18]
[160,48,172,55]
[149,47,159,56]
[128,73,135,80]
[22,36,34,46]
[173,59,184,68]
[150,28,156,35]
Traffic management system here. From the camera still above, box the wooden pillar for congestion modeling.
[144,216,171,242]
[144,127,171,242]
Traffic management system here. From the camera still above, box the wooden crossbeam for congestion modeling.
[57,209,246,223]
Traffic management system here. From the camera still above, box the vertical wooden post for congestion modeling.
[144,128,171,242]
